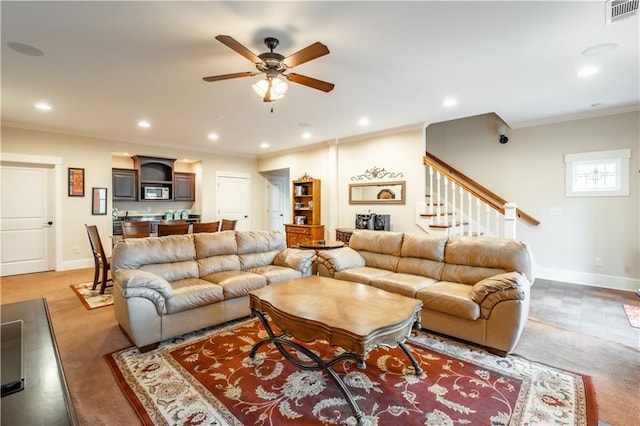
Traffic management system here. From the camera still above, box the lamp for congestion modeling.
[252,76,288,102]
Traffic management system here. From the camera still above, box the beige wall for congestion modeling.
[1,126,265,269]
[426,111,640,291]
[3,109,638,291]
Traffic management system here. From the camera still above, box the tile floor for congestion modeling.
[529,278,640,348]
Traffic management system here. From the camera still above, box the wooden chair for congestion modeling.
[84,224,112,294]
[192,221,220,233]
[121,221,151,239]
[157,222,190,236]
[220,219,237,231]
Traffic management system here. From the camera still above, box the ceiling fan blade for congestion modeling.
[283,42,330,68]
[286,73,335,92]
[203,71,255,82]
[215,35,261,63]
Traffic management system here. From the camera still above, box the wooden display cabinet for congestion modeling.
[286,175,323,247]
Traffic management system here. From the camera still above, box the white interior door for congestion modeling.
[216,173,250,230]
[266,176,286,232]
[1,164,55,276]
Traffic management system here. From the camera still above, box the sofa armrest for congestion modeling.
[470,272,528,319]
[316,247,365,277]
[116,269,174,298]
[272,248,315,276]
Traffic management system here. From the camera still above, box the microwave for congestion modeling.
[144,187,170,200]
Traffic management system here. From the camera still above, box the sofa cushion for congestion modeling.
[240,250,280,270]
[416,282,480,320]
[334,267,393,285]
[470,272,527,319]
[401,233,447,261]
[165,278,224,314]
[371,273,438,298]
[139,260,200,283]
[194,231,238,258]
[442,236,533,284]
[197,254,241,277]
[201,270,267,300]
[113,234,196,270]
[349,230,403,256]
[246,265,302,285]
[236,230,286,254]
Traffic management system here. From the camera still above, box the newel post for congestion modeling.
[503,203,517,239]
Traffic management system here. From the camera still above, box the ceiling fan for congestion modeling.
[203,35,335,102]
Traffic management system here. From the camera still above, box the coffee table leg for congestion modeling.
[398,341,424,376]
[250,309,366,424]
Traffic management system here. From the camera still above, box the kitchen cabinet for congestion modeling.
[112,168,138,201]
[133,155,174,200]
[174,172,195,201]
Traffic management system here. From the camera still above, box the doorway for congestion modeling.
[215,172,251,230]
[1,154,60,276]
[261,169,290,233]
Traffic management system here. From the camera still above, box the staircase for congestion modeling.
[418,152,539,238]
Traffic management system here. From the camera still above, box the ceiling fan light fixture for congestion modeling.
[252,77,288,101]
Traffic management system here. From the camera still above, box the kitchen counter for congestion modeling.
[112,214,200,236]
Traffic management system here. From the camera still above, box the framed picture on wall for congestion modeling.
[68,167,85,197]
[92,187,107,215]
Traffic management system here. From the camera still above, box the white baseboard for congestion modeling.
[60,258,94,271]
[535,265,639,292]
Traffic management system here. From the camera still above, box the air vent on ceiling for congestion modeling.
[606,0,639,25]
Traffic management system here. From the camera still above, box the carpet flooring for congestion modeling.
[1,268,638,426]
[106,316,596,425]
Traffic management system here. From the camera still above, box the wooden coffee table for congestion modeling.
[248,276,423,424]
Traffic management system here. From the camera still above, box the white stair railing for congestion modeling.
[417,163,518,238]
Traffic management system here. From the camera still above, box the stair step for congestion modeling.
[429,221,468,229]
[419,212,453,217]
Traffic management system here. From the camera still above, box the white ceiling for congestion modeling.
[2,1,638,158]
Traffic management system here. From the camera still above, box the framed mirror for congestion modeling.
[92,187,107,215]
[349,181,405,204]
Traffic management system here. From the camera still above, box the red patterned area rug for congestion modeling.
[105,318,597,425]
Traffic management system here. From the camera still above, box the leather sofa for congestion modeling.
[112,230,314,351]
[316,230,534,355]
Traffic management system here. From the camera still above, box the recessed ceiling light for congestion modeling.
[582,43,617,56]
[260,142,270,149]
[358,117,370,126]
[137,120,151,128]
[208,132,219,141]
[301,132,312,140]
[577,66,599,78]
[35,102,52,111]
[443,97,458,107]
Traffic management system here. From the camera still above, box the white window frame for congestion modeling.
[564,149,631,197]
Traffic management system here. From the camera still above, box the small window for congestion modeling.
[565,149,630,197]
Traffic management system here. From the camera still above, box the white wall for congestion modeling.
[426,111,639,291]
[258,127,425,239]
[1,126,264,270]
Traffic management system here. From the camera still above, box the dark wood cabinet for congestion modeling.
[174,172,195,201]
[112,168,138,201]
[133,155,175,200]
[335,227,354,244]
